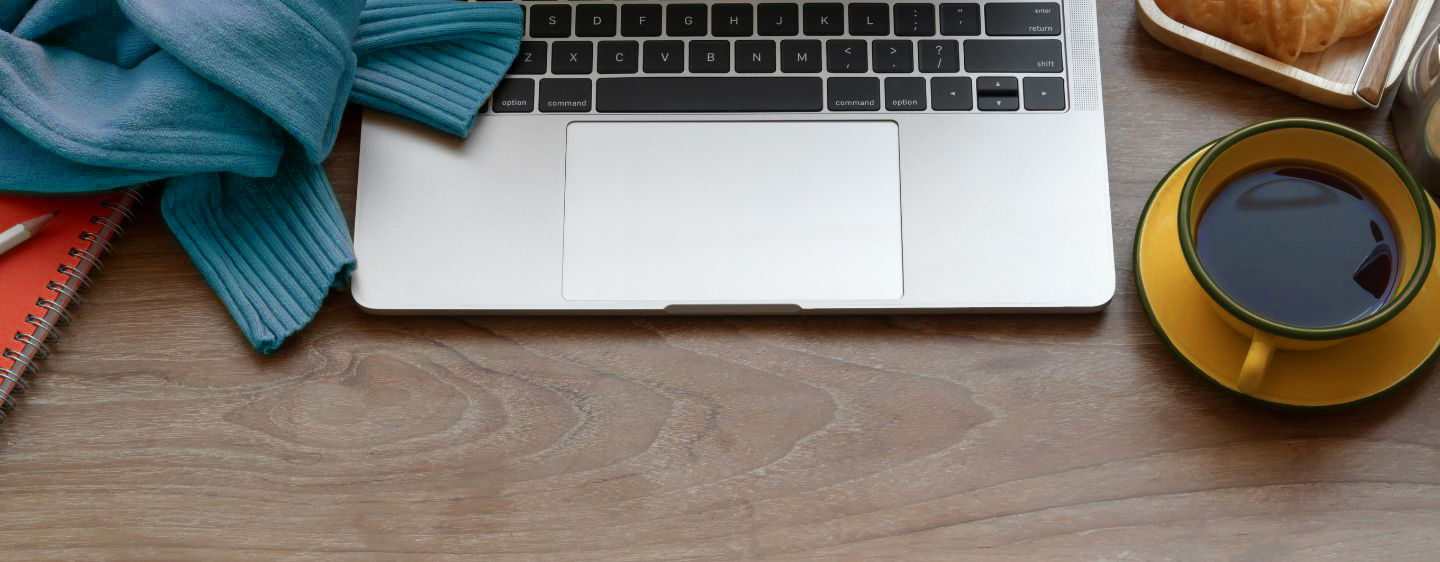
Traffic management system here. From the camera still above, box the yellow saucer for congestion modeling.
[1136,144,1440,408]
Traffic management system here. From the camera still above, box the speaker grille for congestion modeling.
[1066,0,1102,111]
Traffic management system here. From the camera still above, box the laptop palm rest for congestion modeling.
[562,121,904,303]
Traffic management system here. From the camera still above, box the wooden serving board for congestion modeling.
[1137,0,1434,108]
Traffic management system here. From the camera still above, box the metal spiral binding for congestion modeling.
[77,231,113,257]
[14,332,47,356]
[57,263,93,291]
[47,280,80,306]
[100,199,137,222]
[0,187,143,423]
[36,297,72,325]
[0,366,26,393]
[2,349,35,376]
[68,247,103,274]
[25,315,57,344]
[90,214,125,238]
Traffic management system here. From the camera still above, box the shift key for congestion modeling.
[964,39,1063,73]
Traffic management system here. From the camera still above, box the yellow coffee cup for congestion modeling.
[1177,118,1435,395]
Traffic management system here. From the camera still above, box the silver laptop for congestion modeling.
[354,0,1113,313]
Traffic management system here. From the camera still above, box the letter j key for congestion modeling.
[758,4,800,36]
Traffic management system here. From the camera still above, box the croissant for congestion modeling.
[1156,0,1390,63]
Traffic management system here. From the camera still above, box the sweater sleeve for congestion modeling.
[161,157,355,354]
[158,0,519,355]
[1,0,522,356]
[350,0,522,136]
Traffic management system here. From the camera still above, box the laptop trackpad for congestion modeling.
[563,121,903,302]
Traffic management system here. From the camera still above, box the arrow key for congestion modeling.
[979,94,1019,111]
[976,76,1018,96]
[930,76,972,110]
[976,76,1019,110]
[1023,76,1065,110]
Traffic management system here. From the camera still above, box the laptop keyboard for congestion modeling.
[481,1,1068,114]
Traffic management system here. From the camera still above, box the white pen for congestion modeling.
[0,211,58,257]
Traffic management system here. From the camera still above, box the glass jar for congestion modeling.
[1393,24,1440,194]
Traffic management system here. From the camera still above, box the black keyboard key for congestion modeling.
[803,3,844,35]
[667,4,707,36]
[713,4,753,37]
[643,40,685,73]
[689,40,731,73]
[885,77,926,110]
[539,78,592,113]
[848,3,890,35]
[931,76,972,110]
[736,40,777,73]
[976,76,1018,95]
[964,39,1063,72]
[918,39,958,72]
[492,78,535,113]
[596,77,823,112]
[577,4,617,37]
[893,3,937,36]
[872,40,914,73]
[780,39,822,72]
[621,4,662,37]
[986,2,1061,36]
[977,77,1018,110]
[598,41,639,74]
[826,40,867,73]
[551,41,594,74]
[979,94,1018,111]
[758,3,800,36]
[828,77,881,111]
[939,3,980,35]
[510,42,547,75]
[1023,76,1065,110]
[530,4,572,38]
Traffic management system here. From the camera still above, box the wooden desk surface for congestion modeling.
[5,3,1440,559]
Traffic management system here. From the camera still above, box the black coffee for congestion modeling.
[1195,164,1399,328]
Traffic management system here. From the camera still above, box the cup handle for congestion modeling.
[1237,332,1275,394]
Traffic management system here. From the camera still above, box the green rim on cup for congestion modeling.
[1177,118,1436,341]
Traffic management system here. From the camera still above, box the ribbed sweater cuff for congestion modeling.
[161,158,355,354]
[351,1,522,136]
[355,0,522,54]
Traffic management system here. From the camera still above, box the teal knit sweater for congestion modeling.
[0,0,523,353]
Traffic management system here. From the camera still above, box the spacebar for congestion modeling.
[596,78,824,113]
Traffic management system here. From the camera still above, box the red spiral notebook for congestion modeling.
[0,189,141,424]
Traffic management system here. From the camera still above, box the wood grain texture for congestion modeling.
[1137,0,1434,108]
[4,1,1440,559]
[1356,0,1422,104]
